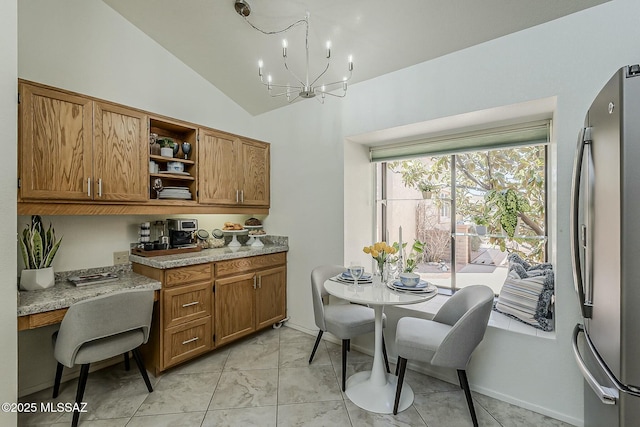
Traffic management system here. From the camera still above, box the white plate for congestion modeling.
[334,275,373,284]
[160,171,190,176]
[340,271,372,280]
[388,281,437,293]
[222,229,248,234]
[163,186,190,191]
[244,225,263,229]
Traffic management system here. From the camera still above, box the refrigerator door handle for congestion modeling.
[570,127,593,318]
[572,324,618,405]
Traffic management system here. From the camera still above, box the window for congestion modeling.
[373,123,548,295]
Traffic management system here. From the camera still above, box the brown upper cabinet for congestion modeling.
[199,128,270,208]
[17,80,270,214]
[19,83,148,202]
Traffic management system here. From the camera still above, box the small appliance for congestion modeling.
[167,219,197,248]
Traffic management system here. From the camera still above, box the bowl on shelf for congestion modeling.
[399,272,420,287]
[167,162,184,173]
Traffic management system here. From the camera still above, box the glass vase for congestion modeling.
[374,261,388,287]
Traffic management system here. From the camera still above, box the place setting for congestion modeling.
[386,272,437,294]
[333,264,373,285]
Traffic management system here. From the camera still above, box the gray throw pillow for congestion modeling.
[494,254,554,331]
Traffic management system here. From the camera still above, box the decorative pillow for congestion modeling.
[494,254,554,331]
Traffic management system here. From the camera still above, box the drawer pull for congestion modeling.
[182,301,199,308]
[182,337,199,345]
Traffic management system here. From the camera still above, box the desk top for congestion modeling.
[324,278,436,306]
[18,270,161,317]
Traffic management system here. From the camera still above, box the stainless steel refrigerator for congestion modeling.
[571,64,640,427]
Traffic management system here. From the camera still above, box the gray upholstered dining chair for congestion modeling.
[309,265,390,391]
[52,288,155,427]
[393,285,494,426]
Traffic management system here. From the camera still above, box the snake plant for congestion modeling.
[19,215,63,269]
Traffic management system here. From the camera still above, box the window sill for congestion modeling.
[388,294,555,339]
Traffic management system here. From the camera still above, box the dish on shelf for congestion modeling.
[158,194,192,200]
[244,225,263,230]
[159,171,191,176]
[163,186,190,191]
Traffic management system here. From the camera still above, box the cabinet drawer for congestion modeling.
[215,253,286,277]
[163,282,212,329]
[165,263,212,288]
[163,316,212,368]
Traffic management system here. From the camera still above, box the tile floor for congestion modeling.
[19,326,574,426]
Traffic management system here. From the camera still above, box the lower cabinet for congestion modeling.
[214,257,287,346]
[133,252,286,375]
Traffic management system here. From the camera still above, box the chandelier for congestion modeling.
[234,0,354,103]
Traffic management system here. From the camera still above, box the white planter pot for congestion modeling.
[160,147,173,158]
[20,267,55,291]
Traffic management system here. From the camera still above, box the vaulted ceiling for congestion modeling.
[103,0,609,115]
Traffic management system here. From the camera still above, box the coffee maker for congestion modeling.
[167,219,198,248]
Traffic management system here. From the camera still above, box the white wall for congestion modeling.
[14,0,640,424]
[1,1,18,425]
[340,1,640,424]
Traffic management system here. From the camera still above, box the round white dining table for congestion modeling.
[323,278,437,414]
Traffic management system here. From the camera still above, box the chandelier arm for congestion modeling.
[320,70,354,89]
[308,61,331,88]
[282,58,306,88]
[260,80,301,90]
[318,90,347,98]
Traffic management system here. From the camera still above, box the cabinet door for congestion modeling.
[198,129,239,205]
[93,102,148,201]
[215,272,256,346]
[19,84,93,200]
[255,266,286,330]
[239,139,270,207]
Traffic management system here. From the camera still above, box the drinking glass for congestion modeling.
[181,142,192,160]
[348,262,365,289]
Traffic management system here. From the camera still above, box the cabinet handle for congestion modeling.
[253,275,257,289]
[241,190,244,203]
[98,178,102,197]
[236,190,239,203]
[87,178,91,197]
[258,276,262,288]
[182,337,199,345]
[182,301,199,308]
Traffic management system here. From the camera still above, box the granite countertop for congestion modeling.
[18,267,161,316]
[129,237,289,269]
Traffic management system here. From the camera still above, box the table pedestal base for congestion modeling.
[345,371,414,414]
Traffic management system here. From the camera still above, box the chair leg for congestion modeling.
[458,369,479,427]
[132,348,153,393]
[124,351,130,371]
[342,339,349,392]
[72,364,90,427]
[393,357,408,415]
[382,333,390,373]
[309,330,324,364]
[395,356,400,376]
[52,362,63,398]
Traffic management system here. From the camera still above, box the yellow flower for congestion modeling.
[363,246,371,254]
[371,249,379,258]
